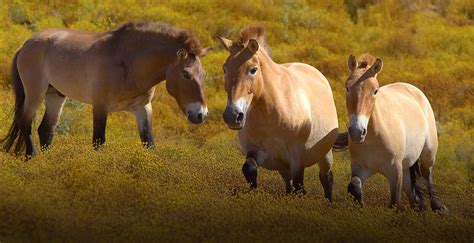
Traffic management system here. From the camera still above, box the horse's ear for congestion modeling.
[177,48,188,60]
[216,36,232,51]
[371,58,383,74]
[248,39,259,53]
[200,46,213,57]
[348,54,357,72]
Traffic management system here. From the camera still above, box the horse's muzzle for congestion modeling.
[186,103,208,124]
[223,104,245,130]
[348,125,367,144]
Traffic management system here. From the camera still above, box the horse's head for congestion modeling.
[217,25,270,130]
[345,54,383,143]
[166,46,212,124]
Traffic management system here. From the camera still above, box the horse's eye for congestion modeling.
[223,67,226,74]
[249,67,258,76]
[182,71,192,80]
[346,87,349,92]
[374,89,379,95]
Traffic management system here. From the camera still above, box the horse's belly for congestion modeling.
[240,134,319,171]
[49,78,93,103]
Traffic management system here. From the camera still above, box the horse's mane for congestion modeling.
[357,53,375,69]
[113,21,203,56]
[235,25,272,57]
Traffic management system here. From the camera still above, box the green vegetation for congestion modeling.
[0,0,473,241]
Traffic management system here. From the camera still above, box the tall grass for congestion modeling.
[0,0,472,241]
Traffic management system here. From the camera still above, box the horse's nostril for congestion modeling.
[362,128,367,136]
[197,112,203,121]
[348,126,355,136]
[236,112,244,123]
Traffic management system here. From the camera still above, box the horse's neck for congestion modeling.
[251,53,291,119]
[123,41,178,89]
[367,100,386,135]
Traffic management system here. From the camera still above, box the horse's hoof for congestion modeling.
[433,204,449,213]
[431,199,448,213]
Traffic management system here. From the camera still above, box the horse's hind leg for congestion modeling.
[21,88,47,157]
[420,143,447,212]
[403,167,423,210]
[318,151,334,202]
[420,160,447,212]
[38,85,66,150]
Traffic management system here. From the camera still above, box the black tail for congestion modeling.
[332,131,349,151]
[1,50,26,154]
[409,160,424,208]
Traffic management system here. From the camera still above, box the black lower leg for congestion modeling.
[292,169,306,195]
[22,120,36,158]
[320,169,334,202]
[348,177,363,206]
[140,128,155,149]
[242,155,258,189]
[38,117,54,150]
[93,107,107,149]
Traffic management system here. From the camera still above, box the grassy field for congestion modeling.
[0,0,473,241]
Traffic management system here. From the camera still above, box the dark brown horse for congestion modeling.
[2,21,211,157]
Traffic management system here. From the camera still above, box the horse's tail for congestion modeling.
[409,160,425,205]
[332,131,349,151]
[1,50,26,154]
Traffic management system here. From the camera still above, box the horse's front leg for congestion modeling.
[389,161,403,210]
[131,103,155,148]
[318,151,334,202]
[291,164,306,195]
[242,152,258,189]
[348,164,369,207]
[278,169,292,193]
[92,104,108,149]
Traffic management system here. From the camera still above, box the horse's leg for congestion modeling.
[21,98,42,158]
[21,77,48,158]
[131,102,154,148]
[242,152,258,189]
[348,164,369,207]
[291,164,305,195]
[318,151,334,202]
[420,164,447,212]
[278,169,292,193]
[38,85,66,150]
[92,104,108,149]
[402,168,422,210]
[388,161,403,210]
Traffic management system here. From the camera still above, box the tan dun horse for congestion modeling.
[2,21,212,157]
[217,26,338,200]
[344,54,446,211]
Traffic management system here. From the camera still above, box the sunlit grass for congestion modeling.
[0,0,473,241]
